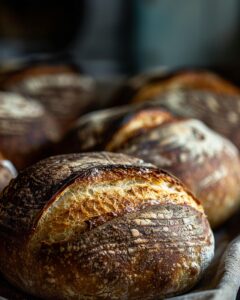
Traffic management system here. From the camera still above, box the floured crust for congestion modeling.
[151,89,240,150]
[2,64,96,132]
[57,106,174,154]
[110,118,240,227]
[0,92,60,169]
[0,152,214,299]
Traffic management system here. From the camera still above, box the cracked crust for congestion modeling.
[0,152,214,299]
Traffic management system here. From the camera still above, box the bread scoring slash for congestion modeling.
[0,152,214,299]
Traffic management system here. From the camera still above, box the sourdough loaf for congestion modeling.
[0,152,214,299]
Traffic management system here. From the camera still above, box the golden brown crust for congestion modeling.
[0,152,214,299]
[56,106,175,155]
[0,92,60,169]
[106,109,174,151]
[2,64,96,132]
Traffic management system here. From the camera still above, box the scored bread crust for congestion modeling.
[0,152,214,299]
[56,106,175,155]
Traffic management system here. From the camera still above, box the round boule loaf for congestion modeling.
[0,152,214,299]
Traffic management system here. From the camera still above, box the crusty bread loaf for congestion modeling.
[2,64,96,133]
[0,157,17,193]
[0,152,214,299]
[0,92,60,169]
[112,70,240,105]
[131,70,240,103]
[57,106,175,154]
[60,107,240,227]
[151,89,240,150]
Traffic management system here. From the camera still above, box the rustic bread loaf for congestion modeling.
[131,70,240,103]
[61,107,240,227]
[2,64,96,133]
[151,89,240,150]
[112,70,240,105]
[0,92,60,169]
[56,106,175,154]
[0,156,17,193]
[0,152,214,299]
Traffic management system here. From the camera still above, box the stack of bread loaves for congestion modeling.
[1,68,240,299]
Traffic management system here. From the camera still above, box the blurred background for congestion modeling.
[0,0,240,78]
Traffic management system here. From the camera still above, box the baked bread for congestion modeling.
[112,70,240,105]
[0,92,60,169]
[60,107,240,227]
[0,155,17,193]
[151,89,240,150]
[56,106,175,154]
[2,64,96,133]
[0,152,214,299]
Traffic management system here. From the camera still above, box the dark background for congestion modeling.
[1,0,240,78]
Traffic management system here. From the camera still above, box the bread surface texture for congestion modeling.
[0,91,60,169]
[0,152,214,299]
[2,64,95,132]
[152,89,240,150]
